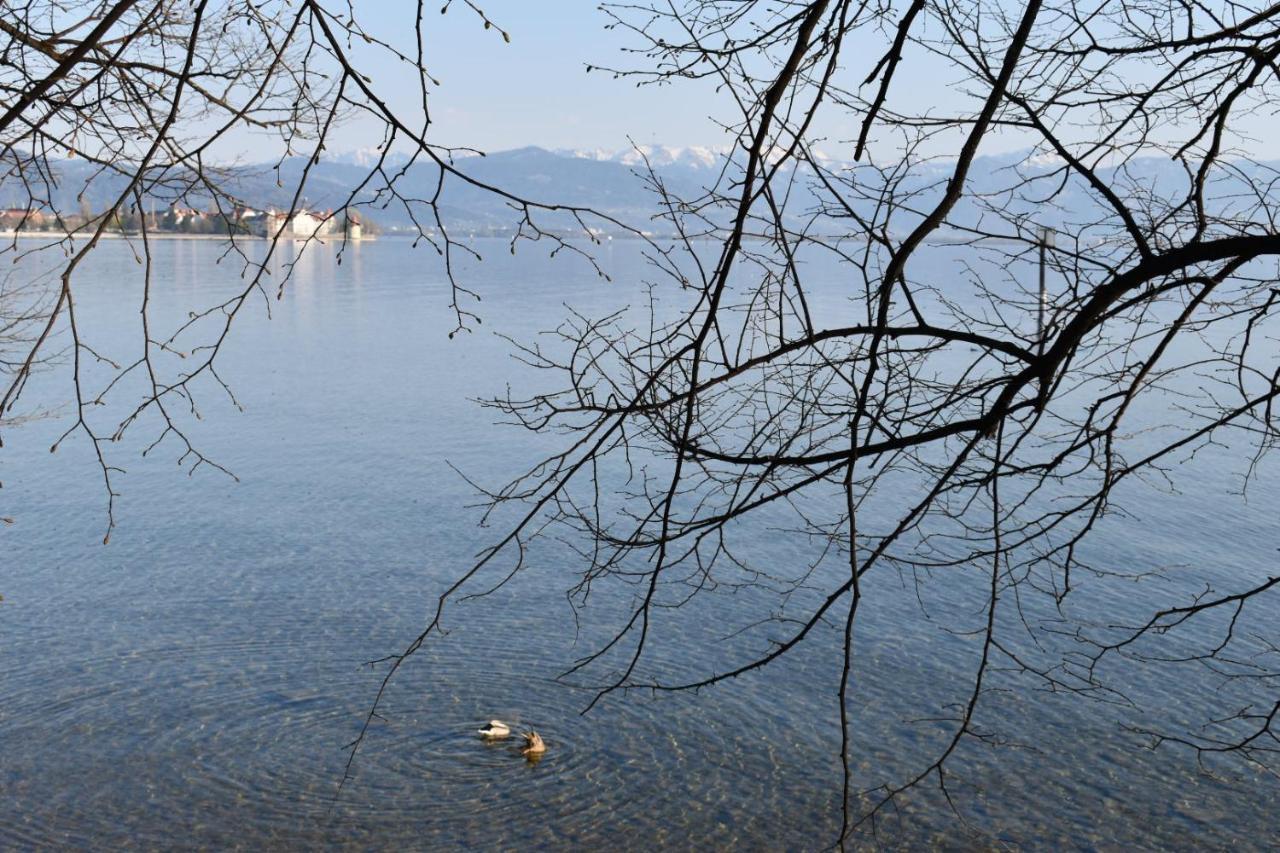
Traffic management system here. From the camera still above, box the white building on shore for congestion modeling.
[254,208,365,240]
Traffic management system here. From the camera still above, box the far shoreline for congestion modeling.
[1,228,1034,246]
[1,230,377,243]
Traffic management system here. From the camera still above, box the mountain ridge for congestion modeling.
[3,145,1274,234]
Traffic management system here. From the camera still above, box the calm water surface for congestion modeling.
[1,238,1277,849]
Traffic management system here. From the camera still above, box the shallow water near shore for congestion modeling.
[1,238,1277,849]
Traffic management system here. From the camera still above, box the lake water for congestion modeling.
[1,238,1277,849]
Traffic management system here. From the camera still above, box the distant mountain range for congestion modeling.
[0,145,715,233]
[328,144,734,171]
[3,145,1273,236]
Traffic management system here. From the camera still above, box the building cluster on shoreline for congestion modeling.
[0,205,368,240]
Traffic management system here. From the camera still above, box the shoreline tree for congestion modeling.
[3,1,1280,846]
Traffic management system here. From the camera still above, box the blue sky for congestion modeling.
[325,1,971,157]
[333,2,726,153]
[302,2,1278,162]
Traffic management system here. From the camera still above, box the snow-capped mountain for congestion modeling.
[559,144,728,170]
[557,143,849,171]
[328,147,414,168]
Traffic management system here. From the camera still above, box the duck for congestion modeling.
[521,731,547,755]
[478,720,511,738]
